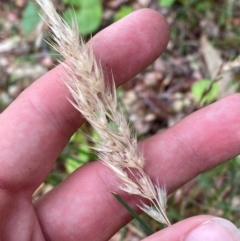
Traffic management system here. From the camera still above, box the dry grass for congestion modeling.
[36,0,170,226]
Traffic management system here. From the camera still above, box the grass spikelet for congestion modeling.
[36,0,171,226]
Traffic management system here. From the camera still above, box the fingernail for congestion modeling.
[184,218,240,241]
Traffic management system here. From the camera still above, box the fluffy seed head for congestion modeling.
[36,0,170,226]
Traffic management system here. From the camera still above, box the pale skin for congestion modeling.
[0,9,240,241]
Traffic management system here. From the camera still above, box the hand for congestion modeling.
[1,9,240,241]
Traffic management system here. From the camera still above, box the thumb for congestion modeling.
[143,216,240,241]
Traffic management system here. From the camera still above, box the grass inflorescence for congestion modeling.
[36,0,170,226]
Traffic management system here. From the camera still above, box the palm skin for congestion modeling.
[0,9,240,241]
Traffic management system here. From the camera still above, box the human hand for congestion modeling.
[0,9,240,241]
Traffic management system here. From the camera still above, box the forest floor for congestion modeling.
[1,0,240,240]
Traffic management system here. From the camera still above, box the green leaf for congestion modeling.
[65,157,81,174]
[158,0,176,7]
[112,192,154,235]
[63,0,98,7]
[195,2,212,12]
[20,2,41,35]
[65,155,86,174]
[191,79,219,104]
[80,0,101,8]
[62,0,78,4]
[45,172,66,186]
[114,6,133,22]
[63,0,102,35]
[65,144,93,174]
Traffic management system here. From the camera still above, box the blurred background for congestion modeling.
[0,0,240,240]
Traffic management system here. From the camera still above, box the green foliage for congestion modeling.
[167,156,240,225]
[64,131,95,173]
[63,0,102,35]
[219,0,236,28]
[194,1,212,12]
[114,5,133,22]
[158,0,176,7]
[64,146,91,173]
[191,79,219,104]
[20,2,41,35]
[196,157,240,221]
[45,172,66,186]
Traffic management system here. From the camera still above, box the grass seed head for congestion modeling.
[36,0,170,226]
